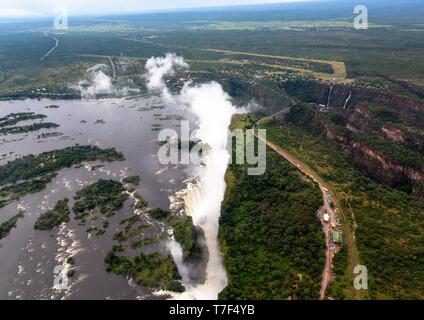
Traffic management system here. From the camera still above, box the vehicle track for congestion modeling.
[40,33,59,61]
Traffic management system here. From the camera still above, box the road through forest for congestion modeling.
[253,111,341,299]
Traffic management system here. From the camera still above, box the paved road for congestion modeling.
[253,112,340,299]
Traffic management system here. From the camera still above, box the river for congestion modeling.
[0,96,195,299]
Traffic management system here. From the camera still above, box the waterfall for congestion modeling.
[343,90,352,109]
[143,55,236,300]
[183,182,203,219]
[326,85,333,108]
[178,178,228,300]
[167,240,191,286]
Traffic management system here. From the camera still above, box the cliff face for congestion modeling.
[342,104,424,153]
[380,126,405,143]
[284,80,424,124]
[248,84,291,115]
[223,77,291,115]
[349,142,424,187]
[315,110,424,195]
[283,80,424,198]
[343,105,374,133]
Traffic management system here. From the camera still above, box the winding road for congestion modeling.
[253,110,341,300]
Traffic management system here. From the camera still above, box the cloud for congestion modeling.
[71,64,114,98]
[71,64,139,98]
[144,53,188,94]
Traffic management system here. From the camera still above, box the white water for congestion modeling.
[343,90,352,109]
[327,85,333,108]
[144,55,237,300]
[173,83,235,299]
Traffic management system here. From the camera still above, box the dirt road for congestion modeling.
[40,33,59,61]
[107,56,116,79]
[73,54,116,78]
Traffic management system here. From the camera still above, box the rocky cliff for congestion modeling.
[282,80,424,198]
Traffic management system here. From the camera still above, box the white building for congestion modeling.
[323,213,330,223]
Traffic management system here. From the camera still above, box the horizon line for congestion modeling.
[0,0,322,20]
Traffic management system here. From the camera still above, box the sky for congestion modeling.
[0,0,316,18]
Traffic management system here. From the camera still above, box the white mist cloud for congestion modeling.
[181,82,236,156]
[72,64,114,98]
[72,63,139,98]
[166,240,191,286]
[145,53,241,300]
[179,82,234,299]
[144,53,188,97]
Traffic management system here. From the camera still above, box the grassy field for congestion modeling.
[204,48,347,80]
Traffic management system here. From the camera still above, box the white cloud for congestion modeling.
[72,64,114,98]
[71,64,139,98]
[144,53,188,92]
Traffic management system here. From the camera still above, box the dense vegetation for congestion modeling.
[0,146,124,209]
[0,174,55,209]
[113,215,150,244]
[219,115,325,300]
[103,188,205,291]
[0,122,59,135]
[105,247,183,292]
[73,180,128,222]
[0,112,47,127]
[148,208,170,220]
[285,101,424,196]
[34,198,70,230]
[172,216,204,262]
[0,212,24,240]
[0,145,124,185]
[261,118,424,299]
[0,112,59,135]
[1,1,423,100]
[0,0,423,300]
[132,192,149,210]
[122,175,141,186]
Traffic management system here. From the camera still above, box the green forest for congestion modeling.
[0,146,124,209]
[261,118,424,299]
[219,115,325,300]
[34,198,70,230]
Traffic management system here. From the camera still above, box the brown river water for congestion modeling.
[0,96,195,300]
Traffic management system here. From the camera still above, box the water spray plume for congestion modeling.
[145,54,239,300]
